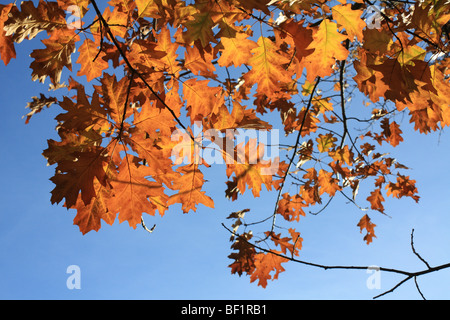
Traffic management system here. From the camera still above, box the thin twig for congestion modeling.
[411,229,432,269]
[90,0,192,140]
[414,276,426,300]
[263,77,321,241]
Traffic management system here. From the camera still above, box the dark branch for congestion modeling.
[90,0,192,139]
[222,223,450,299]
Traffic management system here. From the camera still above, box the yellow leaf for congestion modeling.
[332,3,366,41]
[244,36,292,99]
[304,19,349,81]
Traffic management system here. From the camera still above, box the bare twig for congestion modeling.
[411,229,432,269]
[414,276,426,300]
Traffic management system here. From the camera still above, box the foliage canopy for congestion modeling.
[2,0,450,292]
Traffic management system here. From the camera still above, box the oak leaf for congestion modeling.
[250,252,288,288]
[49,146,110,209]
[218,32,258,68]
[167,164,214,213]
[276,193,307,222]
[332,3,365,41]
[77,38,110,82]
[29,29,78,84]
[367,188,385,213]
[357,214,377,244]
[108,155,168,228]
[0,4,16,65]
[318,169,341,197]
[244,36,292,99]
[304,19,349,81]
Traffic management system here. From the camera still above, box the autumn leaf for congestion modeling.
[250,252,288,288]
[55,83,109,133]
[276,193,307,222]
[380,118,404,147]
[99,73,134,125]
[367,188,385,213]
[108,155,168,228]
[0,4,16,65]
[244,36,292,99]
[136,0,159,18]
[304,19,349,81]
[49,146,110,208]
[267,229,302,257]
[318,169,341,197]
[357,214,377,244]
[57,0,90,17]
[226,139,283,198]
[30,29,78,84]
[184,44,217,79]
[72,179,113,235]
[3,0,443,291]
[23,94,57,124]
[332,3,365,41]
[182,78,225,123]
[329,145,354,166]
[386,174,419,203]
[362,28,393,55]
[91,5,129,39]
[218,32,258,68]
[181,11,216,47]
[167,163,214,213]
[316,133,337,153]
[3,0,67,44]
[77,38,109,82]
[228,232,257,276]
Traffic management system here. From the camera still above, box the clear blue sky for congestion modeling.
[2,0,450,301]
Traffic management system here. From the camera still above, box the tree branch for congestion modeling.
[222,223,450,299]
[262,77,321,240]
[89,0,192,139]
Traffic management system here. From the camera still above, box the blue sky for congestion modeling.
[2,0,450,301]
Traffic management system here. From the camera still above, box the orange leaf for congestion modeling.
[318,169,341,197]
[328,145,354,166]
[250,251,288,288]
[0,4,16,65]
[332,3,365,41]
[50,146,110,208]
[243,36,292,99]
[218,32,258,67]
[276,193,307,222]
[381,118,404,147]
[181,11,216,47]
[182,78,225,123]
[367,188,385,213]
[29,29,78,84]
[357,214,377,244]
[386,174,420,203]
[304,19,349,81]
[72,179,114,235]
[316,133,337,152]
[226,139,282,198]
[108,155,169,228]
[267,229,302,257]
[167,164,214,213]
[77,38,110,82]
